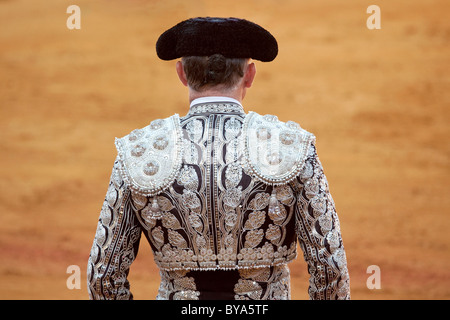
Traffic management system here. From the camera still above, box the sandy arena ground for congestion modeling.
[0,0,449,300]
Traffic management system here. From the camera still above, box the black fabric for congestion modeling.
[188,270,241,300]
[156,17,278,62]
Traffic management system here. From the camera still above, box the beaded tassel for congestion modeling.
[150,197,162,219]
[268,189,281,218]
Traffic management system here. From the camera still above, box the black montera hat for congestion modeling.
[156,17,278,62]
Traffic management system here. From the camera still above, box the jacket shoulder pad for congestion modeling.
[241,111,315,185]
[115,114,183,196]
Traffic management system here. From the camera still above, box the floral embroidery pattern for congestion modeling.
[88,103,350,300]
[234,265,291,300]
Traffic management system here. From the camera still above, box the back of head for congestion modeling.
[182,54,248,92]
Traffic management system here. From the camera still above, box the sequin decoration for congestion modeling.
[153,136,169,150]
[143,160,160,176]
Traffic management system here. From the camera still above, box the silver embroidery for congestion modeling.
[136,110,315,272]
[157,270,200,300]
[115,114,183,196]
[242,111,315,185]
[295,144,350,299]
[87,158,142,300]
[89,103,350,300]
[234,265,291,300]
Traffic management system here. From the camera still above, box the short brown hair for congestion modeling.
[182,54,247,92]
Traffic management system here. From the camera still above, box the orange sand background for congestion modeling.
[0,0,449,300]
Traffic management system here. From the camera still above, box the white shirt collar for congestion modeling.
[190,96,242,108]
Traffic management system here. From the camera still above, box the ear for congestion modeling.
[243,62,256,88]
[176,60,188,87]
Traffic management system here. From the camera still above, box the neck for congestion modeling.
[188,87,246,103]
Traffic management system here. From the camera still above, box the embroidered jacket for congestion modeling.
[87,99,350,300]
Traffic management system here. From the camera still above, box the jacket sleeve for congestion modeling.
[87,156,142,300]
[294,143,350,300]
